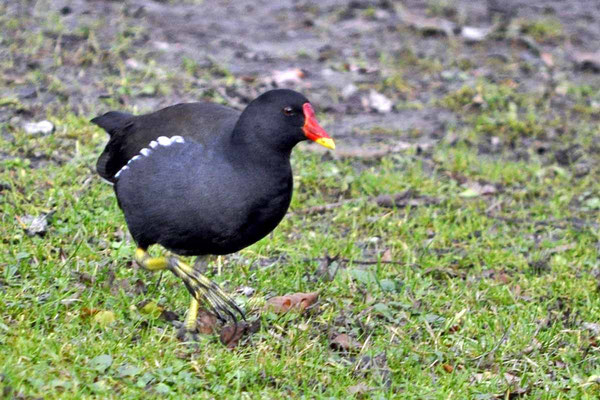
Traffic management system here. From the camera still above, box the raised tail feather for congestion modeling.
[92,111,134,181]
[91,111,134,137]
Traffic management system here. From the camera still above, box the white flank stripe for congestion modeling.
[157,136,171,146]
[114,136,185,180]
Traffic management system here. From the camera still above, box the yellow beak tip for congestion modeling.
[315,138,335,150]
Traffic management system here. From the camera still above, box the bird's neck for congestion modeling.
[229,124,294,165]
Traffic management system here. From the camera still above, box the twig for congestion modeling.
[303,257,407,266]
[294,191,441,216]
[294,198,360,215]
[486,213,598,232]
[471,323,512,363]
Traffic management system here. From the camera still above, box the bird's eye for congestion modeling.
[282,106,295,116]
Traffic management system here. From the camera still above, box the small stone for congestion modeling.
[460,26,490,42]
[366,90,392,113]
[23,120,54,135]
[341,84,358,99]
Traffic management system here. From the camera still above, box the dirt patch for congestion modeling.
[1,0,600,161]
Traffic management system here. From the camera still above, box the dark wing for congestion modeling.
[92,102,240,183]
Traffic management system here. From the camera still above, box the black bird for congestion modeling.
[92,89,334,337]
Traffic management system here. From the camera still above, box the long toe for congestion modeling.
[203,287,246,324]
[167,256,245,324]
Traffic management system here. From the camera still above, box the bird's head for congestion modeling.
[234,89,335,153]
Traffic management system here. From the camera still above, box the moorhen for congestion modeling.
[92,89,334,337]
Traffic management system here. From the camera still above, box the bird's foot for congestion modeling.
[166,256,245,324]
[134,247,245,325]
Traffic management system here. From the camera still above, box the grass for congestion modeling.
[1,112,599,398]
[2,1,600,398]
[520,17,564,43]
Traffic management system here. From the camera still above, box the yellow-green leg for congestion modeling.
[184,297,200,331]
[134,248,244,330]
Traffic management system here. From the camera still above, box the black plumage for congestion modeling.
[92,89,334,330]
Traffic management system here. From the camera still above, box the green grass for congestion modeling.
[2,1,600,398]
[1,112,599,398]
[521,17,564,43]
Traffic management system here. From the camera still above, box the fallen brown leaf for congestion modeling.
[197,309,218,334]
[296,190,440,215]
[541,52,554,68]
[330,333,361,352]
[265,292,319,313]
[220,320,260,348]
[80,307,99,318]
[220,323,246,348]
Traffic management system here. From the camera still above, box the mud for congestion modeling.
[1,0,600,153]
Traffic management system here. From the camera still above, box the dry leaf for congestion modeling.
[495,272,511,284]
[348,383,373,395]
[220,323,246,348]
[81,307,99,318]
[265,292,319,313]
[541,52,554,68]
[197,309,218,334]
[220,320,260,348]
[503,372,519,385]
[271,68,304,85]
[330,333,361,352]
[583,322,600,335]
[17,214,50,236]
[374,191,440,208]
